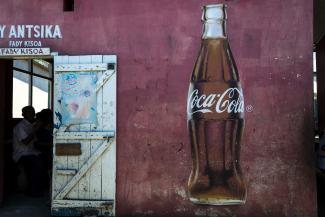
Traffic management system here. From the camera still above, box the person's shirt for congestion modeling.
[12,119,40,162]
[36,124,53,146]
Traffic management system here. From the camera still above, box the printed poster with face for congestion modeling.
[61,72,97,125]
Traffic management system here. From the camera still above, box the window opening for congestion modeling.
[314,51,318,132]
[12,59,53,118]
[63,0,74,12]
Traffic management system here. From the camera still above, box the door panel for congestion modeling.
[51,55,116,216]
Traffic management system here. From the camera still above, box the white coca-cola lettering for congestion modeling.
[188,88,244,115]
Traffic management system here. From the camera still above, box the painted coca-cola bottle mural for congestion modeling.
[187,4,247,205]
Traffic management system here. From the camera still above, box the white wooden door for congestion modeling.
[51,55,116,217]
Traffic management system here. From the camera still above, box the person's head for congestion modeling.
[37,109,53,124]
[22,106,35,122]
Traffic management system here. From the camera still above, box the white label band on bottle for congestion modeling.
[187,82,244,120]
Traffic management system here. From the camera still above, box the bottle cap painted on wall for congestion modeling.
[202,4,227,21]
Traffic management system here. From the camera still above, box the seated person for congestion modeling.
[35,109,53,184]
[13,106,43,196]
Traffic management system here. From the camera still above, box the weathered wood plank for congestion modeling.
[55,63,108,72]
[67,56,80,64]
[65,145,79,199]
[79,55,92,64]
[91,55,103,64]
[101,138,116,200]
[56,131,114,140]
[56,169,77,176]
[77,55,92,201]
[55,139,114,200]
[64,56,81,200]
[102,55,117,204]
[95,70,115,92]
[52,199,113,208]
[103,55,117,65]
[93,55,105,215]
[52,55,69,201]
[89,141,103,200]
[90,66,103,201]
[87,55,103,204]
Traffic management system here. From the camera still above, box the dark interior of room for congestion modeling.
[312,0,325,216]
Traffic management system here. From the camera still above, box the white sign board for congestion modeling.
[0,47,50,56]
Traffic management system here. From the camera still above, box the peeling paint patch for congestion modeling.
[195,209,207,217]
[175,207,187,212]
[175,187,187,200]
[145,210,154,215]
[194,208,235,217]
[208,209,234,217]
[54,111,62,129]
[135,209,154,216]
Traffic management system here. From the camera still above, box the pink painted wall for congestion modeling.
[0,0,316,216]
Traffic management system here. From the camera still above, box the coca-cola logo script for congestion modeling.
[187,88,244,115]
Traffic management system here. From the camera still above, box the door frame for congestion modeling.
[0,53,56,205]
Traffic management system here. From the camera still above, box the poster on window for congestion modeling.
[61,72,98,125]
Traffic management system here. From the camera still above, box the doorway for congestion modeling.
[0,55,117,216]
[0,58,53,217]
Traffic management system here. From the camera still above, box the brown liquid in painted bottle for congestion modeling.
[187,4,246,205]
